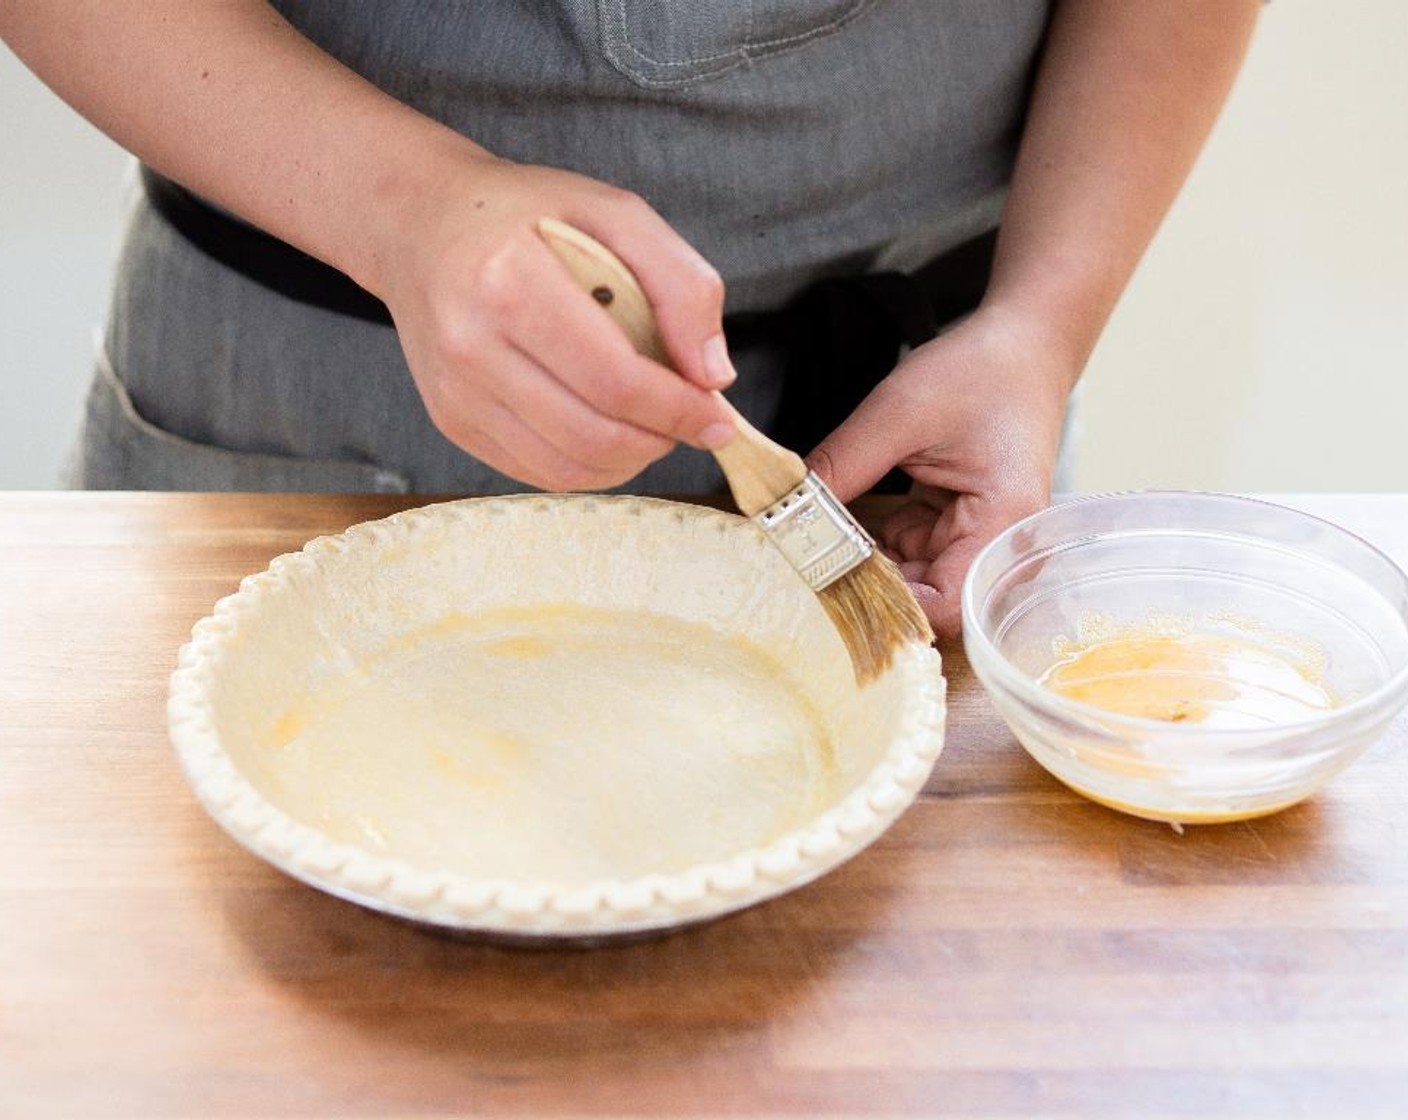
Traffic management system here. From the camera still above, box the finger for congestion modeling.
[463,431,540,491]
[915,496,1024,640]
[479,397,634,492]
[430,406,544,491]
[509,247,735,450]
[805,380,924,504]
[892,521,937,564]
[905,581,949,635]
[499,341,674,476]
[915,550,975,640]
[882,498,946,561]
[431,352,643,491]
[566,196,734,391]
[897,559,930,582]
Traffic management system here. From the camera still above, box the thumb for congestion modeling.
[804,385,914,503]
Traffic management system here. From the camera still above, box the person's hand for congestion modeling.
[375,156,737,490]
[805,307,1077,639]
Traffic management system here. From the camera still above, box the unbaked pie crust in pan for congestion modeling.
[169,496,946,941]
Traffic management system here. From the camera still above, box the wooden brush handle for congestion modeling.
[537,218,808,515]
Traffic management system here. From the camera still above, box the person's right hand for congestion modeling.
[373,155,738,490]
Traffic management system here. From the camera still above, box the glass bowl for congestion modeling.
[961,492,1408,823]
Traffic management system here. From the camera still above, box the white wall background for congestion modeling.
[1073,0,1408,492]
[2,2,1407,491]
[1,46,128,488]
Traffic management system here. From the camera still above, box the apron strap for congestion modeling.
[140,165,394,325]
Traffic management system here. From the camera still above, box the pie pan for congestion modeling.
[168,496,946,942]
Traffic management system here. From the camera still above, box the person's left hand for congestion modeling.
[805,306,1079,640]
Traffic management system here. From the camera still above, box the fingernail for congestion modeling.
[699,420,735,450]
[702,335,736,388]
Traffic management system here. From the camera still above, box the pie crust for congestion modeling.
[168,496,946,940]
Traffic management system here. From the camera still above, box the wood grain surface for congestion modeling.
[1,492,1406,1119]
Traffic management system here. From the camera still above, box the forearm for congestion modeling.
[0,0,479,294]
[982,0,1261,383]
[5,1,738,489]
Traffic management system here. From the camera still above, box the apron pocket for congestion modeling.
[596,0,872,88]
[73,347,410,493]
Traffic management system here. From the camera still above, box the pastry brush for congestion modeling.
[537,218,934,682]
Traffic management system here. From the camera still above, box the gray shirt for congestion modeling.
[271,0,1049,311]
[77,1,1053,493]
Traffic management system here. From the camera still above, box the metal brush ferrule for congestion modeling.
[753,472,875,591]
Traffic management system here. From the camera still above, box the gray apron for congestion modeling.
[73,0,1057,494]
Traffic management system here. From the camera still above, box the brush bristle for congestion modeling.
[817,551,935,684]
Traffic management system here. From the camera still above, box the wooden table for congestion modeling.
[2,493,1406,1119]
